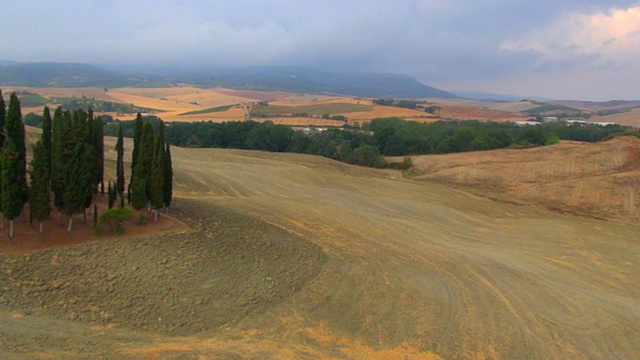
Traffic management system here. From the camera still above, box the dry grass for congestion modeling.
[593,108,640,127]
[1,128,639,358]
[407,136,640,225]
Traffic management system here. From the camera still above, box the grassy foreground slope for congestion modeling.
[1,135,639,358]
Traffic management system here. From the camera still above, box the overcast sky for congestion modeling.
[2,0,640,100]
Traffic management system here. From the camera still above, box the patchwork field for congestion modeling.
[5,86,537,126]
[0,129,638,358]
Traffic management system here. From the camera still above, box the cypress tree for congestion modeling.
[29,141,51,234]
[82,143,97,223]
[63,141,91,232]
[108,181,116,209]
[150,133,165,222]
[94,115,104,195]
[41,106,53,180]
[139,121,155,205]
[0,89,6,149]
[1,139,23,239]
[131,113,143,168]
[129,113,143,201]
[116,124,125,197]
[163,143,173,213]
[85,111,98,195]
[51,107,69,212]
[130,163,147,222]
[5,93,28,205]
[0,90,5,227]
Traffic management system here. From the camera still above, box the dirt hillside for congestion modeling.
[0,131,638,359]
[407,136,640,226]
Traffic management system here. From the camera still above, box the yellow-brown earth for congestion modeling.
[0,128,638,358]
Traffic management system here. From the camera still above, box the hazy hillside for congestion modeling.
[0,62,170,88]
[0,62,455,99]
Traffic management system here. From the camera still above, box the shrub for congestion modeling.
[97,207,134,234]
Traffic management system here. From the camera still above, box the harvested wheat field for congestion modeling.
[407,136,640,226]
[0,128,638,359]
[593,108,640,127]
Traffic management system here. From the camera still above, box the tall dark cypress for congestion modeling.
[51,107,69,212]
[5,93,27,204]
[41,106,53,180]
[29,141,51,234]
[116,124,125,196]
[163,143,173,213]
[0,90,6,149]
[131,113,143,172]
[150,131,165,222]
[128,113,143,203]
[63,140,92,232]
[130,163,147,222]
[139,121,155,203]
[1,139,22,239]
[0,90,5,223]
[94,115,104,194]
[85,110,98,194]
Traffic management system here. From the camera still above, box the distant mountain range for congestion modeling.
[0,61,456,99]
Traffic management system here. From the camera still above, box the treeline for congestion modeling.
[151,120,388,167]
[373,98,421,109]
[365,118,632,156]
[0,90,173,239]
[103,117,634,171]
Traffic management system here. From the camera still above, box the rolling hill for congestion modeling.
[0,62,455,99]
[0,128,638,358]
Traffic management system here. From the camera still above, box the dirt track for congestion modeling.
[1,140,639,359]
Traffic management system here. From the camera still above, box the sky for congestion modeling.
[2,0,640,100]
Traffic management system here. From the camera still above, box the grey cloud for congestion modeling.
[2,0,640,99]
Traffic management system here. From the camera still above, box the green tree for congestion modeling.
[139,120,155,204]
[29,141,51,234]
[51,107,69,212]
[1,140,23,239]
[163,143,173,213]
[149,133,165,222]
[0,90,6,149]
[107,181,116,209]
[116,124,125,197]
[62,130,92,232]
[5,93,28,204]
[0,90,5,227]
[129,113,143,202]
[41,106,53,180]
[93,114,104,194]
[130,163,147,222]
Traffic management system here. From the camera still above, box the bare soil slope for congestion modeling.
[0,132,639,359]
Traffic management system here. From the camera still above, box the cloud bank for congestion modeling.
[1,0,640,100]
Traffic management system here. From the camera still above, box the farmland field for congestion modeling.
[0,129,638,359]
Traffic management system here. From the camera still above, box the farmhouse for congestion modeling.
[515,120,541,127]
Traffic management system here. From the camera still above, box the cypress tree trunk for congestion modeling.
[93,204,98,229]
[9,220,14,240]
[67,216,73,232]
[1,214,3,229]
[39,221,43,235]
[154,209,159,223]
